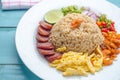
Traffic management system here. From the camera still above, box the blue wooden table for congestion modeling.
[0,0,120,80]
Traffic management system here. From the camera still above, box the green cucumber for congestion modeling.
[44,9,64,24]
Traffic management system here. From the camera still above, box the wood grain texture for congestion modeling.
[0,28,21,64]
[0,65,41,80]
[108,0,120,7]
[0,28,42,80]
[0,10,26,27]
[0,2,27,27]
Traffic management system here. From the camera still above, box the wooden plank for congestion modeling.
[0,28,22,64]
[0,65,42,80]
[107,0,120,7]
[0,10,26,27]
[0,28,42,80]
[0,2,27,27]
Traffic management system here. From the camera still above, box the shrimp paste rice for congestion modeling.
[50,13,104,53]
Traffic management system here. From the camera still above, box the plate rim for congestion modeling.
[15,0,120,80]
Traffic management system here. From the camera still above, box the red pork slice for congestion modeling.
[45,53,62,62]
[38,49,55,55]
[36,34,49,42]
[39,21,52,30]
[37,42,54,50]
[38,26,50,36]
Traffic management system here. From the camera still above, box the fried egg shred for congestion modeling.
[50,46,103,76]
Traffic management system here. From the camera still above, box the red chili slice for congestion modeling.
[101,28,109,32]
[109,24,115,31]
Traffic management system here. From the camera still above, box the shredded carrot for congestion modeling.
[101,32,120,66]
[116,34,120,39]
[102,49,111,55]
[71,19,83,29]
[96,21,101,26]
[103,57,113,66]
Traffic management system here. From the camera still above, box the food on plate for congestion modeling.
[101,32,120,65]
[38,26,50,36]
[36,5,120,76]
[45,53,62,62]
[44,9,64,24]
[56,46,67,52]
[50,13,104,53]
[37,42,54,50]
[96,14,116,32]
[36,34,49,42]
[50,46,103,76]
[96,14,120,66]
[61,5,85,15]
[39,21,52,30]
[38,49,55,55]
[71,19,83,28]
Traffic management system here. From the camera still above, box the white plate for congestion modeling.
[15,0,120,80]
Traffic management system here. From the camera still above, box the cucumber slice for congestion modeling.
[44,9,64,24]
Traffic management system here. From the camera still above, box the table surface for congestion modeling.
[0,0,120,80]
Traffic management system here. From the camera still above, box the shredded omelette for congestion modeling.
[50,46,103,76]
